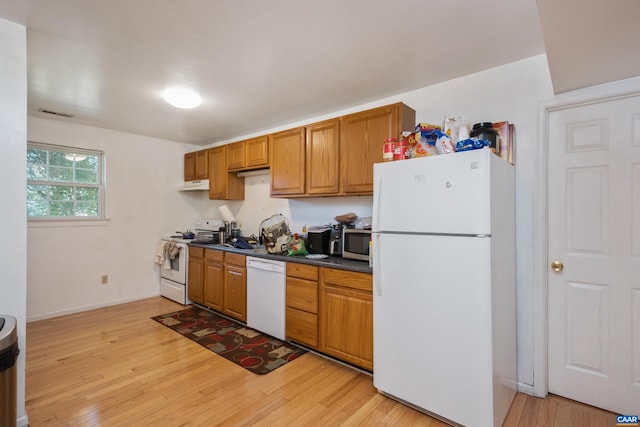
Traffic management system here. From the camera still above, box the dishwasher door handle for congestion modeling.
[246,258,285,274]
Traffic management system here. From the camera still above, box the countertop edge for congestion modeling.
[188,242,372,274]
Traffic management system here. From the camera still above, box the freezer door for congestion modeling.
[373,149,492,235]
[373,232,500,426]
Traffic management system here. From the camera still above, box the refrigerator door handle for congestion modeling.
[373,233,382,296]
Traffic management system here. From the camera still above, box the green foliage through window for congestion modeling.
[27,143,104,218]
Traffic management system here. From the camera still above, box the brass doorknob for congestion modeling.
[551,260,564,272]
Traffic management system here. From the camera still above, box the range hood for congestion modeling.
[178,179,209,191]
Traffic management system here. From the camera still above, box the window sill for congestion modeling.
[28,218,111,228]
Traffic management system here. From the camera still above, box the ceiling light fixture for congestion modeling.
[162,87,202,109]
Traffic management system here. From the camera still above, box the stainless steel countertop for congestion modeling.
[188,242,372,274]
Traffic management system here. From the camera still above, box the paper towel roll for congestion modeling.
[219,205,236,223]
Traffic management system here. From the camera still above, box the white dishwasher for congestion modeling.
[246,256,286,340]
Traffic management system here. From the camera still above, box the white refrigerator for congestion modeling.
[372,149,516,427]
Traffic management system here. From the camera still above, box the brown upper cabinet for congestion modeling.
[270,127,306,196]
[340,103,415,194]
[183,102,415,198]
[306,118,340,195]
[270,118,341,198]
[184,149,209,181]
[226,136,269,172]
[270,103,414,197]
[208,146,244,200]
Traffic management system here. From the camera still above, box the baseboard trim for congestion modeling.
[17,414,29,427]
[517,382,539,397]
[26,292,160,322]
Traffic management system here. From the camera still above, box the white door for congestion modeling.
[547,93,640,413]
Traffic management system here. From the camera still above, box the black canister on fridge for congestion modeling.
[470,122,499,154]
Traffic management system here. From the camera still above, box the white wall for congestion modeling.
[0,17,28,427]
[27,118,204,320]
[200,170,374,237]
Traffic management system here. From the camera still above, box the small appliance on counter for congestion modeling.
[329,223,344,256]
[341,227,371,261]
[192,219,226,243]
[307,227,331,255]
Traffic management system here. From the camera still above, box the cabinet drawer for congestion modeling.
[225,252,245,266]
[321,267,372,292]
[286,307,318,348]
[286,277,318,313]
[287,263,318,281]
[189,246,204,258]
[205,249,224,262]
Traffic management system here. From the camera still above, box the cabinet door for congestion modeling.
[270,127,306,196]
[226,142,245,170]
[320,284,373,370]
[208,147,244,200]
[245,135,269,169]
[208,147,227,199]
[306,118,340,195]
[184,152,196,181]
[195,149,209,179]
[223,264,246,322]
[340,103,415,194]
[187,256,204,304]
[203,254,224,311]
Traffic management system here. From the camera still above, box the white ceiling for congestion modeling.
[0,1,637,145]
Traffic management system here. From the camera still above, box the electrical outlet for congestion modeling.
[101,274,109,285]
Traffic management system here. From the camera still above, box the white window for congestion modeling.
[27,142,105,219]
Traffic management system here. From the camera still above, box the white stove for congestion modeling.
[158,218,224,304]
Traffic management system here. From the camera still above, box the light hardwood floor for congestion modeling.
[25,297,615,426]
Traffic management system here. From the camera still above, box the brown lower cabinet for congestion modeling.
[286,263,319,348]
[189,247,246,322]
[319,267,373,371]
[286,262,373,371]
[187,247,205,304]
[203,249,224,311]
[223,253,247,322]
[192,249,371,369]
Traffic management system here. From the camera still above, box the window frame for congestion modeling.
[27,141,106,221]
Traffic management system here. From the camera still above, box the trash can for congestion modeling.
[0,316,18,427]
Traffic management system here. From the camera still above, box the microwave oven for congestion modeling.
[341,228,371,261]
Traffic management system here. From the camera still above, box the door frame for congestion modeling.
[533,75,640,397]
